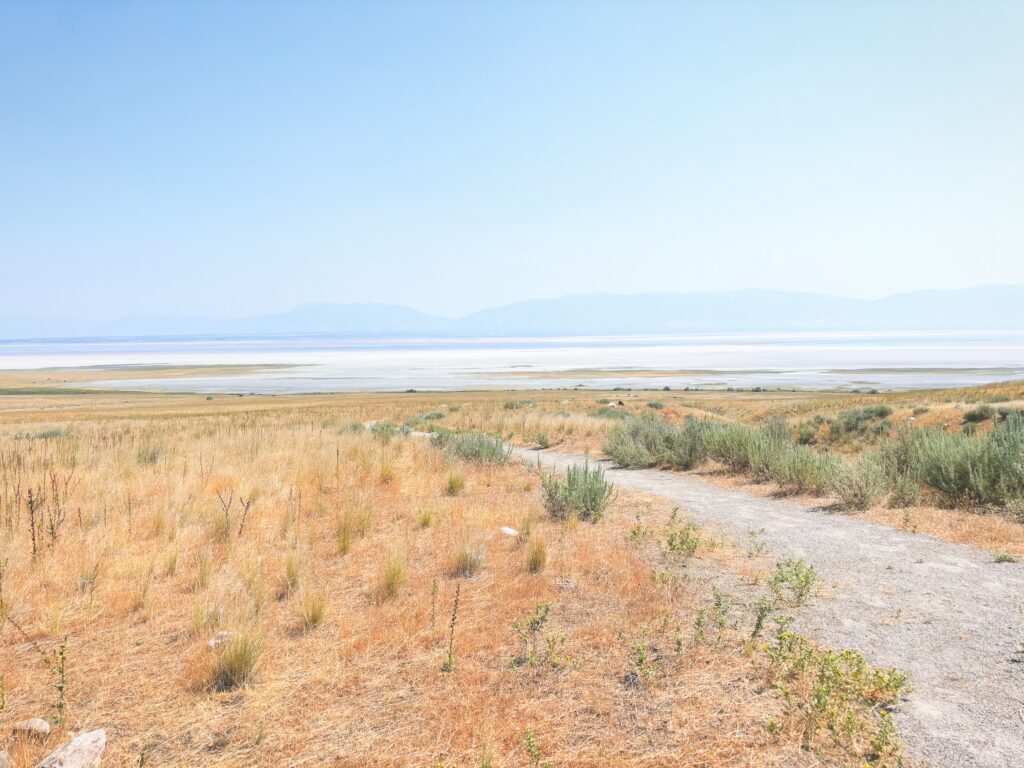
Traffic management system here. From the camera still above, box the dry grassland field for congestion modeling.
[2,375,1024,766]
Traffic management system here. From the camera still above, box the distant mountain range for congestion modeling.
[3,285,1024,341]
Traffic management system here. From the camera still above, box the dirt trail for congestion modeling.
[514,446,1024,768]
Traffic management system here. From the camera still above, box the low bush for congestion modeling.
[765,622,909,763]
[526,536,547,574]
[963,404,995,423]
[589,406,627,420]
[445,471,465,496]
[447,539,485,577]
[371,421,409,443]
[431,430,511,464]
[604,414,711,469]
[542,462,614,522]
[205,632,262,691]
[769,444,840,495]
[833,453,887,510]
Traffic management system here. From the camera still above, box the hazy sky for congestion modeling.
[1,2,1021,319]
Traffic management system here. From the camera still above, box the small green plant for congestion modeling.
[746,528,768,558]
[524,728,553,768]
[711,588,732,639]
[378,550,407,600]
[541,462,614,522]
[297,589,326,630]
[206,632,262,691]
[430,577,439,632]
[511,603,552,667]
[0,557,10,622]
[769,558,818,605]
[624,631,659,687]
[765,622,909,761]
[278,551,302,598]
[335,515,354,554]
[527,535,547,574]
[647,401,664,409]
[137,443,161,465]
[441,583,461,672]
[993,551,1017,563]
[445,471,465,496]
[447,540,484,578]
[194,550,213,591]
[750,597,774,640]
[664,521,701,559]
[693,607,708,646]
[45,635,68,725]
[417,508,433,528]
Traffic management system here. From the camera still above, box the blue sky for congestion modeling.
[1,1,1021,319]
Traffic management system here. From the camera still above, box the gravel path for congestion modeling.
[515,446,1024,768]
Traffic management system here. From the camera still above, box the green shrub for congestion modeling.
[542,462,614,522]
[785,448,840,495]
[371,421,409,443]
[603,414,711,469]
[909,414,1024,506]
[431,430,511,464]
[769,558,818,605]
[206,633,262,691]
[963,404,995,423]
[137,444,161,465]
[818,406,893,444]
[15,427,70,440]
[589,406,627,420]
[833,453,886,510]
[445,471,465,496]
[704,422,761,472]
[765,623,909,761]
[647,401,664,410]
[886,475,921,508]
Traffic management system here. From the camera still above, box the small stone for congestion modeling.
[33,729,106,768]
[0,749,14,768]
[207,630,232,649]
[500,526,519,537]
[13,717,51,740]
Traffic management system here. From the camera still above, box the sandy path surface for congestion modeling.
[514,446,1024,768]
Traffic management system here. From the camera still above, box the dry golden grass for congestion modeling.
[0,396,902,767]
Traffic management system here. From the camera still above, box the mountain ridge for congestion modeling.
[2,285,1022,341]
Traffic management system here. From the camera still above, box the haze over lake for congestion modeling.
[3,330,1024,393]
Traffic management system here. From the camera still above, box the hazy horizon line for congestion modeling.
[4,282,1023,325]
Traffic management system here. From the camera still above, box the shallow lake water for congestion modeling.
[2,331,1024,392]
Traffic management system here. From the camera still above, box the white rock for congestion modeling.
[13,717,51,740]
[207,630,232,649]
[499,526,519,537]
[33,729,106,768]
